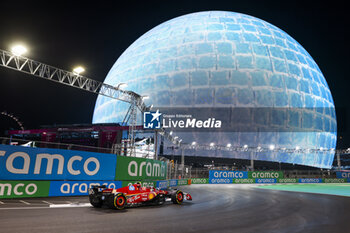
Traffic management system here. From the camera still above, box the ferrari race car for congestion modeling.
[88,183,192,210]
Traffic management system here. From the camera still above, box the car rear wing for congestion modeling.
[88,185,108,195]
[90,185,107,189]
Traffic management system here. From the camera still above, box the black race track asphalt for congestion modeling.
[0,184,349,233]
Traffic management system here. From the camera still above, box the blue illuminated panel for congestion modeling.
[93,11,336,168]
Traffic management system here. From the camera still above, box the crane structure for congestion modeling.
[0,48,181,157]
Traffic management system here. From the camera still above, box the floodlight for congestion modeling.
[11,45,27,56]
[73,66,85,74]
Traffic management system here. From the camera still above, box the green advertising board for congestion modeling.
[191,178,209,184]
[324,178,347,183]
[249,171,284,179]
[278,178,297,183]
[0,180,50,199]
[233,178,255,184]
[115,156,167,181]
[121,180,157,188]
[177,179,189,186]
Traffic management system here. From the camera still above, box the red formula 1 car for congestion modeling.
[88,183,192,210]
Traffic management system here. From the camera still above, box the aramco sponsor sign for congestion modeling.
[49,181,122,196]
[209,170,283,184]
[0,180,50,199]
[336,171,350,179]
[191,178,209,184]
[115,156,167,181]
[249,171,284,179]
[0,144,116,180]
[209,170,248,184]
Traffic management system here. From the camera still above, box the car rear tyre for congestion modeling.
[171,190,184,204]
[114,193,126,210]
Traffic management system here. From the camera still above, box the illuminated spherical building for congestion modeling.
[93,11,336,168]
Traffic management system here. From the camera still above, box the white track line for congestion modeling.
[49,203,91,208]
[0,207,53,210]
[19,200,30,205]
[0,203,92,210]
[0,201,4,204]
[42,200,53,205]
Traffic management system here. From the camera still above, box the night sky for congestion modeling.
[0,1,348,146]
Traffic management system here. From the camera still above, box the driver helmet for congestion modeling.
[135,182,142,190]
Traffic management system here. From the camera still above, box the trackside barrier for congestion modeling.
[299,178,323,183]
[154,179,191,189]
[193,177,350,185]
[169,179,178,187]
[0,179,192,198]
[0,144,117,180]
[0,145,173,198]
[233,178,255,184]
[278,178,298,183]
[209,170,248,183]
[121,179,190,189]
[122,181,157,188]
[256,178,277,184]
[336,171,350,179]
[177,179,189,186]
[2,178,349,199]
[156,180,169,189]
[208,170,284,184]
[323,178,347,183]
[191,178,209,184]
[1,141,349,199]
[0,180,50,199]
[249,171,283,179]
[49,181,122,196]
[115,156,167,181]
[0,180,123,199]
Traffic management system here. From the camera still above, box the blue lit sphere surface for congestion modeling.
[93,11,336,168]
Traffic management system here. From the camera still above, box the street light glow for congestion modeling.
[269,144,275,150]
[73,66,85,74]
[11,44,27,56]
